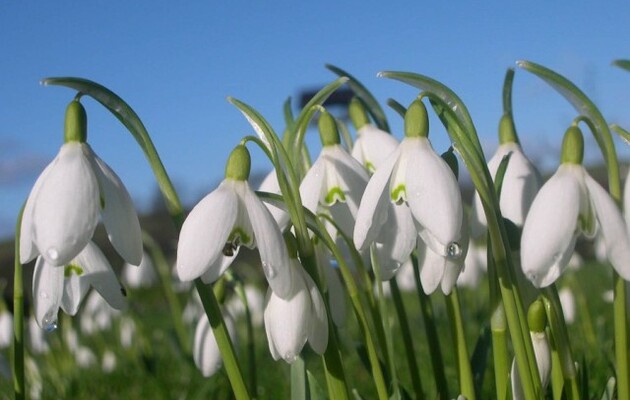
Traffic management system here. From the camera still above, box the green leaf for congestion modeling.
[612,59,630,72]
[307,370,328,400]
[470,326,491,396]
[502,68,516,116]
[386,98,406,118]
[600,377,615,400]
[326,64,390,131]
[611,124,630,146]
[494,152,512,200]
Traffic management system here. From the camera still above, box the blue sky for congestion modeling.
[2,2,630,238]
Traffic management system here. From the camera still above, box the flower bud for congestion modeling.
[404,100,429,138]
[560,125,584,165]
[498,114,517,145]
[318,110,340,147]
[527,298,547,333]
[349,97,369,130]
[224,145,251,181]
[64,100,88,143]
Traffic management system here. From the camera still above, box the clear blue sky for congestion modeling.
[2,2,630,238]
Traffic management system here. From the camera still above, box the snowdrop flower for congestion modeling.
[354,100,465,293]
[558,287,576,324]
[394,259,416,292]
[118,316,136,349]
[511,300,551,400]
[0,310,12,349]
[264,239,328,363]
[122,251,157,289]
[101,350,117,373]
[521,125,630,287]
[470,114,542,239]
[74,346,97,368]
[193,311,236,377]
[32,241,125,331]
[348,98,399,173]
[20,99,142,267]
[176,145,293,298]
[80,289,120,335]
[300,110,369,241]
[458,241,487,289]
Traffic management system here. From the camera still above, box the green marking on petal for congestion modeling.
[391,184,406,204]
[325,187,346,205]
[228,227,252,247]
[365,161,376,174]
[64,264,84,277]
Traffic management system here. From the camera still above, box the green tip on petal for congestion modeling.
[527,299,547,333]
[64,99,88,143]
[283,231,298,259]
[499,114,517,144]
[404,100,429,138]
[225,145,251,181]
[560,125,584,165]
[318,109,341,146]
[349,97,369,130]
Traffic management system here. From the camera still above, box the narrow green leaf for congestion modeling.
[326,64,390,131]
[502,68,516,115]
[600,377,616,400]
[307,370,328,400]
[386,98,406,118]
[612,59,630,72]
[611,124,630,145]
[470,326,492,397]
[291,357,308,400]
[494,152,512,200]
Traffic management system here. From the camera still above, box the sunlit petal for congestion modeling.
[32,143,99,266]
[193,312,236,377]
[417,239,445,294]
[76,242,126,310]
[20,161,55,264]
[405,138,462,247]
[351,125,399,171]
[32,257,63,330]
[88,147,143,266]
[521,166,581,287]
[176,181,238,281]
[243,182,293,298]
[301,268,328,354]
[299,157,326,214]
[584,173,630,280]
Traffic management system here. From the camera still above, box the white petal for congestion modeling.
[122,251,157,289]
[20,160,56,264]
[300,268,328,354]
[417,239,445,295]
[61,270,89,316]
[405,138,463,247]
[75,242,126,310]
[88,147,143,266]
[243,183,293,298]
[521,166,581,287]
[200,246,240,284]
[32,257,63,330]
[263,269,310,363]
[350,125,399,171]
[258,170,290,229]
[193,312,236,377]
[624,167,630,227]
[584,173,630,280]
[32,143,100,266]
[299,157,327,214]
[176,181,238,281]
[353,147,401,250]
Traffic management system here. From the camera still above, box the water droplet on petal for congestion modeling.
[446,242,462,259]
[47,248,59,261]
[40,291,49,300]
[262,262,276,278]
[42,311,58,333]
[284,351,297,363]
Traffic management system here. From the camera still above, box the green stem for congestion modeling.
[195,280,250,400]
[141,232,191,357]
[291,356,307,400]
[232,277,258,398]
[613,272,629,400]
[542,286,578,400]
[12,207,25,400]
[446,288,476,400]
[550,348,564,400]
[491,305,509,400]
[390,278,424,399]
[412,255,448,400]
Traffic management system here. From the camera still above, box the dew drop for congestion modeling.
[42,311,58,333]
[446,242,462,259]
[262,262,276,279]
[284,351,297,363]
[40,291,49,300]
[47,248,59,261]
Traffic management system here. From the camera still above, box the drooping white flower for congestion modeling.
[521,126,630,287]
[264,262,328,363]
[193,311,237,377]
[470,115,542,239]
[101,350,117,373]
[32,241,125,331]
[20,100,142,268]
[176,145,294,299]
[300,110,369,242]
[558,287,576,324]
[354,100,465,293]
[351,124,400,173]
[122,251,157,289]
